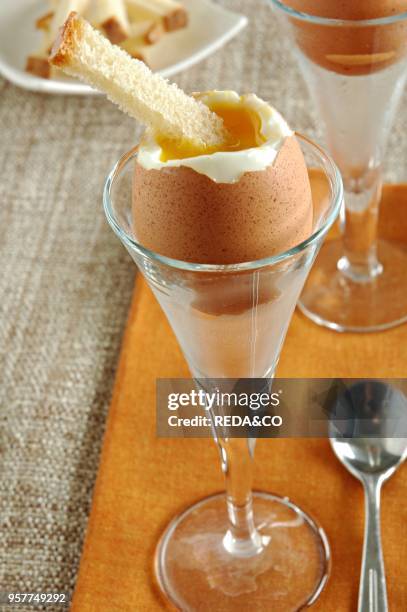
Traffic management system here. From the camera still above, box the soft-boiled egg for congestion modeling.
[132,91,313,265]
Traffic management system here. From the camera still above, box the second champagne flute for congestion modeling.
[271,1,407,332]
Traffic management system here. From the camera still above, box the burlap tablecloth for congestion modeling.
[0,1,406,609]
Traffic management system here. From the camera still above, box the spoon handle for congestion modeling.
[358,477,388,612]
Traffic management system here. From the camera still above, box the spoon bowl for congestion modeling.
[329,380,407,612]
[332,436,407,481]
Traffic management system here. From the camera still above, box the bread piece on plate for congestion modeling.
[126,19,165,45]
[35,11,54,31]
[26,27,55,78]
[144,20,165,44]
[26,55,51,79]
[49,12,226,147]
[85,0,130,44]
[50,0,90,42]
[126,0,188,32]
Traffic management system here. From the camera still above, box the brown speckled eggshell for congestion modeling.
[132,135,312,265]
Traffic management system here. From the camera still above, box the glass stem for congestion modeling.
[216,437,266,558]
[337,167,384,283]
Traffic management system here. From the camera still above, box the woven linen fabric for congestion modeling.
[0,1,406,609]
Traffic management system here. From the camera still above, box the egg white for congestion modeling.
[137,91,293,184]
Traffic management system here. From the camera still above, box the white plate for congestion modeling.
[0,0,247,95]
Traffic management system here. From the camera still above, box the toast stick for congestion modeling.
[49,13,227,148]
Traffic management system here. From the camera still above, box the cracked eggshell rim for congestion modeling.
[136,91,293,183]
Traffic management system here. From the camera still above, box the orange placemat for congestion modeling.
[72,186,407,612]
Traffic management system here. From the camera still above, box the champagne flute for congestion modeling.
[103,133,342,610]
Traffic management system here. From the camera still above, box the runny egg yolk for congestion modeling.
[157,102,267,162]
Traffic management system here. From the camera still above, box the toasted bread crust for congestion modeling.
[26,56,51,78]
[144,21,164,44]
[102,17,128,44]
[35,11,54,31]
[163,7,187,31]
[49,11,82,68]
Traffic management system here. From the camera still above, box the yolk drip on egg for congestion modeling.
[157,102,267,162]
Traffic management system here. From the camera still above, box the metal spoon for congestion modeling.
[329,380,407,612]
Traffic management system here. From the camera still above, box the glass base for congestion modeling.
[299,238,407,332]
[155,492,330,611]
